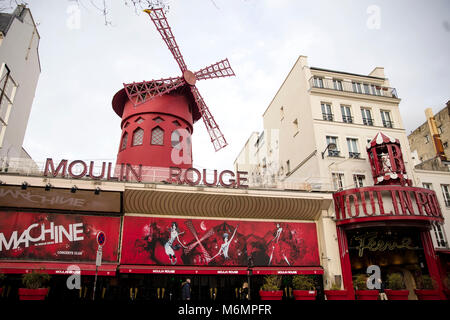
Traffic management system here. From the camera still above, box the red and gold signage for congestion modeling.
[0,211,121,262]
[120,216,320,267]
[333,185,444,225]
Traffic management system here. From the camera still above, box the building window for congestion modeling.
[321,103,333,121]
[361,108,373,126]
[153,116,164,123]
[151,127,164,145]
[135,117,144,124]
[438,126,443,134]
[363,84,371,94]
[313,77,324,88]
[424,135,430,144]
[332,173,345,191]
[132,128,144,146]
[371,85,381,96]
[326,136,340,157]
[352,82,362,94]
[353,174,365,188]
[121,132,128,150]
[444,141,448,149]
[347,138,360,158]
[0,64,17,148]
[433,223,447,248]
[341,105,353,123]
[441,184,450,207]
[422,183,432,190]
[380,110,393,128]
[333,79,343,91]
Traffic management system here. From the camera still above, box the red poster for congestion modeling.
[121,217,319,267]
[0,211,120,262]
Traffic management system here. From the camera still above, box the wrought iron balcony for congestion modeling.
[342,115,353,123]
[349,152,361,159]
[382,120,394,128]
[328,150,341,157]
[310,77,398,99]
[322,113,334,121]
[362,117,374,126]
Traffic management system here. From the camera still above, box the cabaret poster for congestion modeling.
[0,211,121,262]
[121,217,320,267]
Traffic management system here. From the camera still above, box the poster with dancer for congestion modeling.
[120,217,319,267]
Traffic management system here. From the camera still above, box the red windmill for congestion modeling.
[112,7,235,172]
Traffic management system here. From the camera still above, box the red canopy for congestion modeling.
[0,261,117,276]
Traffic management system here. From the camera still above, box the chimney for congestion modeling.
[425,108,447,161]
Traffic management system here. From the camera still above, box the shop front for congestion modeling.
[333,133,446,300]
[118,186,330,301]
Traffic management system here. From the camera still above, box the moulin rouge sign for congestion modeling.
[43,158,248,188]
[333,185,444,225]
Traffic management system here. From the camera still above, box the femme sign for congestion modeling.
[333,185,444,225]
[43,158,248,189]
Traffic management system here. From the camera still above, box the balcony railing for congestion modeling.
[342,115,353,123]
[328,150,341,157]
[310,77,398,98]
[362,117,374,126]
[349,152,361,159]
[382,120,394,128]
[322,113,334,121]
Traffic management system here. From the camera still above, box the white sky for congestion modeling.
[20,0,450,171]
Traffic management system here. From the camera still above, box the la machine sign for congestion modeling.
[43,158,248,189]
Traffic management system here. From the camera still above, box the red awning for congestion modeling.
[0,261,117,276]
[119,265,323,275]
[251,266,323,275]
[119,265,249,275]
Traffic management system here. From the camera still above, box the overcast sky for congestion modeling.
[19,0,450,170]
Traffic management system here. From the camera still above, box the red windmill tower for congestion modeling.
[112,7,235,173]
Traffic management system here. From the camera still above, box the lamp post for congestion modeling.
[247,257,254,301]
[321,142,337,159]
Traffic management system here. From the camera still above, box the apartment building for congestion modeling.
[0,5,40,167]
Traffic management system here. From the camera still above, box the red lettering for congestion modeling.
[414,191,427,215]
[169,167,182,184]
[219,170,236,188]
[390,191,399,215]
[397,190,414,215]
[237,171,248,188]
[44,158,68,177]
[68,160,87,179]
[125,164,142,182]
[107,162,119,181]
[185,168,201,186]
[334,194,346,220]
[89,161,106,180]
[346,194,359,218]
[202,169,218,187]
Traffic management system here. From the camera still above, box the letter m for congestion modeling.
[333,194,346,220]
[0,231,17,252]
[44,158,68,177]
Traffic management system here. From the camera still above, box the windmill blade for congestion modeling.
[184,220,212,260]
[124,77,185,107]
[144,8,188,73]
[195,58,235,81]
[189,86,228,151]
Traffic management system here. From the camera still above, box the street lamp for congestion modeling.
[247,256,254,301]
[321,142,337,159]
